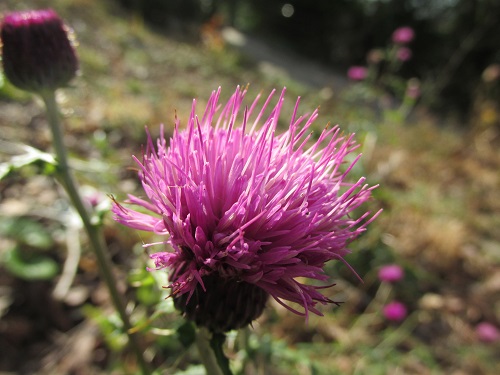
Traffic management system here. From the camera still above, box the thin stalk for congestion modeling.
[40,90,151,375]
[196,327,231,375]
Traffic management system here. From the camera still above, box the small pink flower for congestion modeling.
[392,27,415,44]
[347,66,368,81]
[383,301,407,322]
[396,47,412,62]
[405,78,421,99]
[476,322,500,343]
[378,264,404,283]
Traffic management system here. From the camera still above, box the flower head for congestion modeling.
[383,301,407,322]
[347,66,368,81]
[392,26,415,44]
[378,264,404,283]
[476,322,500,343]
[0,9,78,92]
[113,87,379,331]
[396,47,412,62]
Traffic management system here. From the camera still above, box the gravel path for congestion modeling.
[222,27,349,92]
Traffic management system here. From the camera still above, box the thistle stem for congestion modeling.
[196,327,232,375]
[40,90,151,375]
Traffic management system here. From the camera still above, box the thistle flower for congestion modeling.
[391,26,415,44]
[0,9,78,93]
[347,66,368,81]
[383,301,407,322]
[113,87,379,332]
[475,322,500,343]
[378,264,404,283]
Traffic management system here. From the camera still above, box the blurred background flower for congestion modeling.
[391,26,415,44]
[347,65,368,81]
[396,47,412,62]
[378,264,404,283]
[476,322,500,343]
[383,301,408,322]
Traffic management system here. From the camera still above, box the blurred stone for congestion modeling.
[419,293,444,310]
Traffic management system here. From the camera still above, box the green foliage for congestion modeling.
[0,71,32,101]
[0,217,54,250]
[2,245,59,280]
[83,305,128,351]
[0,217,59,280]
[0,143,57,180]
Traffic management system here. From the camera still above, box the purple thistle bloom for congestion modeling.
[113,87,379,331]
[392,26,415,44]
[476,322,500,343]
[383,301,407,322]
[378,264,404,283]
[347,66,368,81]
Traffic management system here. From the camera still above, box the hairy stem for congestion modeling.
[196,327,232,375]
[41,90,151,375]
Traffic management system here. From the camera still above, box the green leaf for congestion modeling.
[3,246,59,280]
[0,217,54,249]
[172,365,205,375]
[0,141,57,180]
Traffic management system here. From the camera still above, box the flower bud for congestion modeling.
[1,9,78,93]
[405,78,421,99]
[173,272,269,333]
[396,47,412,62]
[366,49,384,65]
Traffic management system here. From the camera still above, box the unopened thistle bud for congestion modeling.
[173,269,269,333]
[1,9,78,93]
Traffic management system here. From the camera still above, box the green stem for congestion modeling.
[40,90,151,375]
[196,327,232,375]
[210,332,232,375]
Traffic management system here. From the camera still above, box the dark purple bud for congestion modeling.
[174,272,269,333]
[1,9,78,93]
